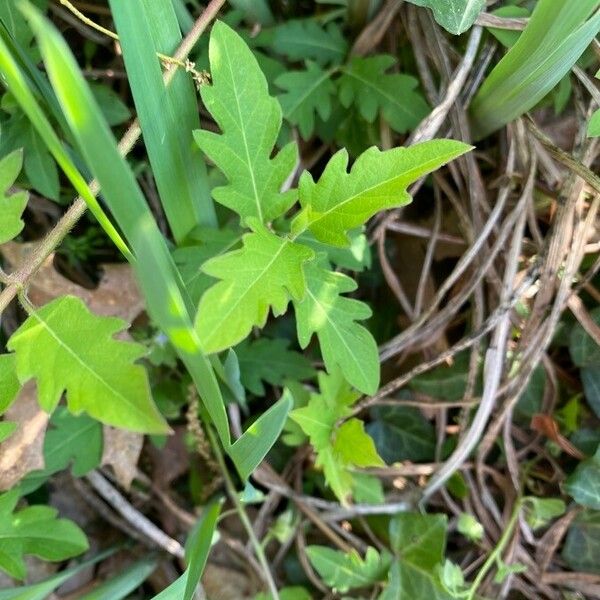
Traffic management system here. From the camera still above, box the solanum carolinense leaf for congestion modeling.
[306,546,391,593]
[0,488,88,580]
[290,369,383,502]
[338,55,429,134]
[0,149,28,244]
[276,61,337,139]
[271,20,348,66]
[404,0,486,35]
[293,259,378,394]
[193,21,297,224]
[291,140,472,246]
[7,295,168,434]
[195,221,314,353]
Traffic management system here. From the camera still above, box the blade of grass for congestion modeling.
[470,0,600,139]
[109,0,216,242]
[0,33,131,260]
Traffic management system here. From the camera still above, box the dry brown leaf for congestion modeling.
[101,427,143,490]
[0,382,48,491]
[1,241,144,322]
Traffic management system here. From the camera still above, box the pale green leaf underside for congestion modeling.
[7,296,168,434]
[405,0,486,35]
[294,259,378,394]
[194,21,297,224]
[292,140,472,246]
[195,222,314,353]
[0,149,28,244]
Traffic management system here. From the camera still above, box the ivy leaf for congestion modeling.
[380,561,457,600]
[306,546,391,593]
[389,513,447,571]
[569,307,600,367]
[272,20,348,66]
[367,405,436,463]
[195,222,314,353]
[0,488,88,580]
[338,55,429,133]
[562,510,600,574]
[235,337,316,396]
[0,149,28,244]
[293,259,378,394]
[7,295,168,434]
[582,366,600,419]
[276,61,336,139]
[20,407,103,495]
[291,140,472,247]
[193,21,297,224]
[410,349,481,401]
[0,354,20,415]
[565,448,600,509]
[405,0,486,35]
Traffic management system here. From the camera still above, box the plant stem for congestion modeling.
[467,498,522,600]
[207,427,280,600]
[0,0,226,316]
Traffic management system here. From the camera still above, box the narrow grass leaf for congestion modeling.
[471,0,600,138]
[109,0,215,242]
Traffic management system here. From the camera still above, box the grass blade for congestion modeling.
[470,0,600,139]
[109,0,216,242]
[0,33,130,259]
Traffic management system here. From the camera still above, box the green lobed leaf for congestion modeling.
[565,447,600,509]
[20,407,103,494]
[307,546,391,593]
[338,55,429,134]
[522,496,566,530]
[7,295,168,434]
[0,488,88,580]
[195,221,314,353]
[404,0,485,35]
[276,61,337,139]
[0,148,28,243]
[0,422,16,443]
[367,405,436,463]
[290,369,382,502]
[235,337,316,396]
[291,140,472,246]
[193,21,298,225]
[293,258,378,394]
[272,20,348,66]
[562,509,600,575]
[0,354,20,414]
